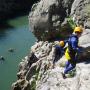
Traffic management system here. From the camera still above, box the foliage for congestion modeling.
[67,16,76,29]
[31,79,36,90]
[55,16,76,40]
[30,70,39,90]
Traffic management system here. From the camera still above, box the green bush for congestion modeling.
[67,16,76,29]
[30,70,39,90]
[31,79,36,90]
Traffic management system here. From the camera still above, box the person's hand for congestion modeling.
[77,47,84,53]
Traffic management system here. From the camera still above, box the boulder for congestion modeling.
[29,0,74,40]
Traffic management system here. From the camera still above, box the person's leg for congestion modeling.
[62,60,76,79]
[65,61,70,69]
[64,53,77,74]
[64,61,76,74]
[62,60,70,79]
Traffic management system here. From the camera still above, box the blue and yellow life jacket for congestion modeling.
[65,34,78,60]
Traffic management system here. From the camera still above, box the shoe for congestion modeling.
[61,72,67,79]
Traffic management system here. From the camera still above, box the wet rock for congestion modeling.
[8,48,14,52]
[0,56,5,61]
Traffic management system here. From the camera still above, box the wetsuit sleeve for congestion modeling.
[60,47,65,55]
[55,45,64,55]
[71,37,81,53]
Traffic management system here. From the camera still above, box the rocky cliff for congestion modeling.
[29,0,74,40]
[12,0,90,90]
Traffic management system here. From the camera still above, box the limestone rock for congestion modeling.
[12,79,30,90]
[29,0,74,40]
[12,39,90,90]
[71,0,90,28]
[79,29,90,45]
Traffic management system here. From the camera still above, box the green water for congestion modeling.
[0,16,36,90]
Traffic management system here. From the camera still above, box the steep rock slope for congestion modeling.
[12,38,90,90]
[71,0,90,28]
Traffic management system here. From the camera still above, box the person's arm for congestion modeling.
[55,45,65,55]
[71,37,82,53]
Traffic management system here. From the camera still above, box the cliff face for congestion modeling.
[29,0,74,40]
[12,39,90,90]
[29,0,90,41]
[71,0,90,28]
[0,0,38,21]
[12,0,90,90]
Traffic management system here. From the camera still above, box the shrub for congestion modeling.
[67,16,76,29]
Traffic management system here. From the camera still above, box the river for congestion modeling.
[0,16,36,90]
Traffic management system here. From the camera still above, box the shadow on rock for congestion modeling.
[77,46,90,64]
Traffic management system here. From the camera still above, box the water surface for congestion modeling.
[0,16,36,90]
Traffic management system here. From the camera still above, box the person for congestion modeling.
[62,26,83,79]
[53,40,65,68]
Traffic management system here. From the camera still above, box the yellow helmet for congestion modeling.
[74,27,83,33]
[59,41,64,47]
